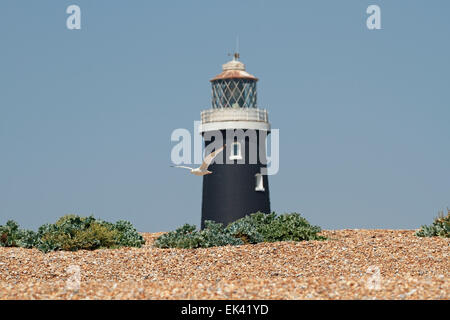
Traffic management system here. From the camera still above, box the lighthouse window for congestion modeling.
[255,173,265,192]
[230,141,242,160]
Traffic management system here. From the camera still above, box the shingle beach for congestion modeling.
[0,230,448,300]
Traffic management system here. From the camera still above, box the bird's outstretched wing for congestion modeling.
[171,165,193,170]
[200,145,226,171]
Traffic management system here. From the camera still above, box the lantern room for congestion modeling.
[210,53,258,109]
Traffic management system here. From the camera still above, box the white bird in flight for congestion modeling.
[171,145,226,176]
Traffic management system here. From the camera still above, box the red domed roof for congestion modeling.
[210,58,258,82]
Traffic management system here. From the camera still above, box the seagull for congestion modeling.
[171,145,226,176]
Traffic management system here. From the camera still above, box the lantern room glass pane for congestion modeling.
[211,79,257,109]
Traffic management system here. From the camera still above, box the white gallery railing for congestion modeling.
[201,108,269,124]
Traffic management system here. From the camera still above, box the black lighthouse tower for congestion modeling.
[199,54,271,228]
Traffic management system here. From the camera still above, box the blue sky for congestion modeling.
[1,0,449,232]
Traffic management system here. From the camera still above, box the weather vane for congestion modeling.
[227,35,240,60]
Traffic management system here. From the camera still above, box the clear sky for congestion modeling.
[1,0,449,232]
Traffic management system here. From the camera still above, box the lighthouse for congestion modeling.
[199,54,271,228]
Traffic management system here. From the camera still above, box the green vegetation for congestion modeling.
[0,215,145,253]
[416,209,450,238]
[0,220,39,249]
[154,212,326,249]
[4,207,448,252]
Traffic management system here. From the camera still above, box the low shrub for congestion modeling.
[113,220,148,247]
[416,209,450,238]
[0,215,145,252]
[154,212,325,249]
[0,220,39,248]
[154,221,242,249]
[227,212,326,243]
